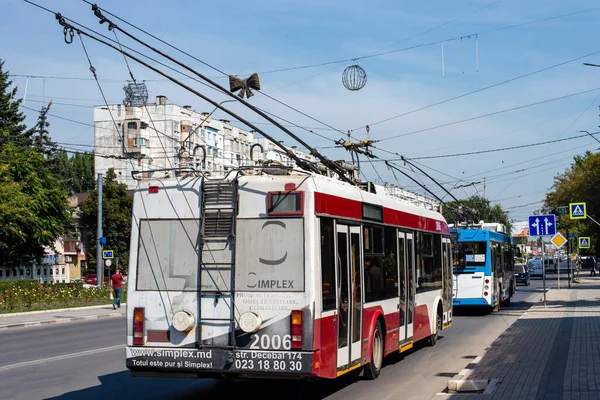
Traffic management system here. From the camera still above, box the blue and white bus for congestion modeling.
[450,222,516,312]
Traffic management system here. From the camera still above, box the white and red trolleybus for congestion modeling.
[125,167,453,380]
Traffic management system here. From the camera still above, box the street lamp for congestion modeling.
[578,130,600,145]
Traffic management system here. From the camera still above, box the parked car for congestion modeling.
[544,258,557,273]
[71,278,95,289]
[84,274,97,285]
[514,264,530,286]
[84,274,109,285]
[527,260,544,278]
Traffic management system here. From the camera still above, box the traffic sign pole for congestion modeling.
[588,214,600,227]
[567,226,571,288]
[542,241,546,308]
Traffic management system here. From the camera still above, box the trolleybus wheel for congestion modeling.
[429,312,441,346]
[364,320,384,380]
[493,285,501,312]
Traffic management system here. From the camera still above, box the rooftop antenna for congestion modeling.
[123,80,148,106]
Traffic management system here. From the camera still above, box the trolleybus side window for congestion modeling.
[503,243,513,273]
[320,218,336,311]
[382,227,399,299]
[364,226,399,302]
[416,232,443,293]
[492,243,502,276]
[363,225,383,302]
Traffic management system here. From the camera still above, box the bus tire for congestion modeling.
[501,284,512,306]
[364,320,384,380]
[429,311,441,346]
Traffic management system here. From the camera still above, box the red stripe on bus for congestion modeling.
[314,192,362,220]
[314,192,449,234]
[383,208,450,234]
[412,305,432,342]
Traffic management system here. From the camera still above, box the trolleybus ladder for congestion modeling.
[199,178,238,348]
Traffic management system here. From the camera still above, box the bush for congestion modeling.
[0,280,128,313]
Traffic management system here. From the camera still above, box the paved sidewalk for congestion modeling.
[0,304,126,330]
[437,277,600,399]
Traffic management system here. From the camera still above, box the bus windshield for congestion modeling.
[453,241,487,268]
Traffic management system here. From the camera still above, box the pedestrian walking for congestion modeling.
[110,269,124,309]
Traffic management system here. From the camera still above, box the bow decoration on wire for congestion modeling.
[229,73,261,99]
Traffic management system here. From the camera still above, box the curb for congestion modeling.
[0,311,126,330]
[0,303,127,318]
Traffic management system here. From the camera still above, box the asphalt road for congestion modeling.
[0,277,561,400]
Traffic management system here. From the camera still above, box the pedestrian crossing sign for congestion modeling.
[570,202,586,219]
[579,237,590,249]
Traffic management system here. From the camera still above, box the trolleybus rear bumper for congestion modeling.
[126,346,314,377]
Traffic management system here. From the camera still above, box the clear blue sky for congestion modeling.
[3,0,600,222]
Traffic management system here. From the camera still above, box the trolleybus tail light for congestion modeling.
[291,310,303,349]
[148,186,159,194]
[133,307,145,345]
[484,278,490,284]
[484,291,489,297]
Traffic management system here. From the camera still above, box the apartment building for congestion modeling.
[94,95,317,189]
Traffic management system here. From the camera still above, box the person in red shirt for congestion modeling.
[110,269,124,310]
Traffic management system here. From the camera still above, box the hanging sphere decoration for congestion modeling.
[342,64,367,91]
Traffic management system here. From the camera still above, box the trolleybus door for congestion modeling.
[398,232,408,342]
[335,224,363,369]
[406,232,415,341]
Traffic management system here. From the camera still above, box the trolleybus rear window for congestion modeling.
[453,241,487,268]
[268,192,303,215]
[136,219,200,291]
[235,218,304,291]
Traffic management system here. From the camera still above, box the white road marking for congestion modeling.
[0,344,125,372]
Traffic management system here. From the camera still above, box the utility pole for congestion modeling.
[483,177,486,199]
[96,173,104,289]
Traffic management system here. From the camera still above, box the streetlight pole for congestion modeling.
[578,130,600,145]
[96,173,103,289]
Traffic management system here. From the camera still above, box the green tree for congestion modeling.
[0,61,73,265]
[52,149,73,193]
[443,195,512,233]
[0,143,72,264]
[80,168,132,272]
[32,101,58,156]
[0,60,33,147]
[545,151,600,255]
[71,152,95,193]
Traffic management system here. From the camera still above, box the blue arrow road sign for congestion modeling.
[528,214,556,237]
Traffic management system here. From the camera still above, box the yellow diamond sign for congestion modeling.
[551,232,567,249]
